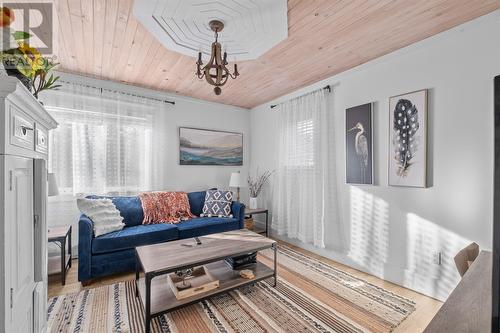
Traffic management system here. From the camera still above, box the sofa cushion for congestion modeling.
[202,190,233,217]
[176,217,240,239]
[187,191,206,216]
[77,198,125,237]
[87,195,144,227]
[92,223,179,254]
[91,249,136,279]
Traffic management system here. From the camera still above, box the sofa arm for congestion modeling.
[231,202,246,229]
[78,214,93,282]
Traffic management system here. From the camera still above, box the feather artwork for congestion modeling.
[393,99,419,177]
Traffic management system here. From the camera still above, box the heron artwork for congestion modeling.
[348,122,369,183]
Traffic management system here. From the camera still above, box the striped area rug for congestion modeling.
[47,244,415,333]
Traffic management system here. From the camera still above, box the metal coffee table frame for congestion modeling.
[135,233,277,333]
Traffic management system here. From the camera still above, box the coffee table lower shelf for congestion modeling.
[136,260,274,316]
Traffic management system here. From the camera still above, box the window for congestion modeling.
[47,103,153,196]
[283,118,315,168]
[293,119,314,167]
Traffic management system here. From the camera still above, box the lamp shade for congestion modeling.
[229,172,242,188]
[48,173,59,196]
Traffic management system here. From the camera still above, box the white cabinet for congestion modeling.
[5,156,34,333]
[0,77,57,333]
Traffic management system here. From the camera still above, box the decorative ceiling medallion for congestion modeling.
[133,0,288,61]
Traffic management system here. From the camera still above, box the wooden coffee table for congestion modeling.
[135,229,277,333]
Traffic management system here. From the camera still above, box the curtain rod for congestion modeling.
[270,85,331,109]
[58,79,176,105]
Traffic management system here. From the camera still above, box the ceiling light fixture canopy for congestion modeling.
[196,20,239,95]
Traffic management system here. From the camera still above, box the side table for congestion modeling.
[48,225,72,285]
[245,208,269,237]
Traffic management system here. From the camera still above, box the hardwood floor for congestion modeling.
[283,243,443,333]
[49,241,442,333]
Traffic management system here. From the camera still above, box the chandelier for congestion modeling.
[196,20,239,95]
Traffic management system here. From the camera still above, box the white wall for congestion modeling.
[47,72,250,253]
[250,10,500,300]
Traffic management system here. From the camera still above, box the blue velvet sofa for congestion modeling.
[78,190,245,283]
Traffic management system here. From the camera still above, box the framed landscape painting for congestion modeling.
[346,103,373,185]
[389,89,428,187]
[179,127,243,166]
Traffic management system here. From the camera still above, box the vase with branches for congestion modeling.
[247,169,273,209]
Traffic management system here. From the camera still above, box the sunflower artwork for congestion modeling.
[389,89,428,187]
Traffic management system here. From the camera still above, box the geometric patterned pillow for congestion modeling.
[201,190,233,218]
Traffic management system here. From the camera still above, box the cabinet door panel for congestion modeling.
[4,155,34,332]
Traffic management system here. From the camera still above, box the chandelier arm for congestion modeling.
[222,65,231,74]
[220,64,237,80]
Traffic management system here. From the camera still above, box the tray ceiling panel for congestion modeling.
[54,0,500,109]
[133,0,288,60]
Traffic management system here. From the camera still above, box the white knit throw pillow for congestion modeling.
[77,198,125,237]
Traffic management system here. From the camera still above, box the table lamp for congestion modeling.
[229,171,242,201]
[48,173,59,196]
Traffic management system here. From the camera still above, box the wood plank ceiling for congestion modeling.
[55,0,500,109]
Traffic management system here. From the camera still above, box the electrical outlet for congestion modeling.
[432,252,442,265]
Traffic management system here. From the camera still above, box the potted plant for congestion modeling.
[247,169,273,209]
[6,42,61,99]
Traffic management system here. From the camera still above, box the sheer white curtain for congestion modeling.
[272,89,336,248]
[42,83,169,196]
[41,82,172,253]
